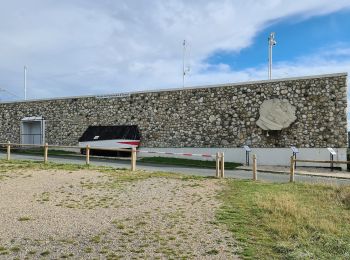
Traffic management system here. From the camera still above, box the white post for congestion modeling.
[24,66,27,100]
[86,145,90,165]
[220,152,225,178]
[290,156,295,183]
[252,154,257,181]
[6,141,11,161]
[268,40,272,79]
[182,40,186,88]
[44,143,48,163]
[131,147,136,171]
[268,32,276,80]
[215,152,220,178]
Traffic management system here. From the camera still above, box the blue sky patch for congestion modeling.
[205,10,350,71]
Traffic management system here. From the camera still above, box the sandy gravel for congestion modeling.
[0,168,239,259]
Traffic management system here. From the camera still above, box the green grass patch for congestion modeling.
[217,180,350,259]
[40,250,50,256]
[0,159,91,172]
[10,246,20,252]
[0,148,77,156]
[18,216,31,221]
[0,159,204,181]
[140,156,241,170]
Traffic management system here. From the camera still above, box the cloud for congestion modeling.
[0,0,350,100]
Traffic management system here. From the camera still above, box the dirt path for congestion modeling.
[0,168,239,259]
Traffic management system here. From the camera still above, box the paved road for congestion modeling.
[1,152,350,185]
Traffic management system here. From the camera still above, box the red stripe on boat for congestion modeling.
[117,141,140,146]
[183,153,192,156]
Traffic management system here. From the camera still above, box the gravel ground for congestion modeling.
[0,167,239,259]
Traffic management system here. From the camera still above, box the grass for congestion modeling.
[4,159,349,258]
[140,156,241,170]
[217,180,350,259]
[1,148,77,156]
[0,159,204,180]
[0,159,91,172]
[18,216,31,221]
[0,159,205,210]
[40,250,50,256]
[10,246,20,252]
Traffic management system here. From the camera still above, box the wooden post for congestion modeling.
[44,143,48,163]
[220,152,225,178]
[6,141,11,161]
[252,154,257,181]
[290,156,295,183]
[131,147,136,171]
[86,144,90,165]
[215,152,220,178]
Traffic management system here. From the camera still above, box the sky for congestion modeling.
[0,0,350,101]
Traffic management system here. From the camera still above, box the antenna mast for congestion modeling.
[182,40,186,88]
[268,32,276,80]
[24,66,27,100]
[182,40,191,88]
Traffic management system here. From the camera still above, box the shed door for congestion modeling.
[21,117,45,145]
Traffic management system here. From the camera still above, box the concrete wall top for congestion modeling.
[0,72,347,105]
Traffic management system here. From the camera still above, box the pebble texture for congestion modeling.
[0,168,239,259]
[0,73,347,148]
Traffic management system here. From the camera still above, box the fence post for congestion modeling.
[290,156,295,183]
[252,154,257,181]
[220,152,225,178]
[86,144,90,165]
[215,152,220,178]
[6,141,11,161]
[44,143,48,163]
[131,147,136,171]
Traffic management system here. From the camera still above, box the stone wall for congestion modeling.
[0,73,347,148]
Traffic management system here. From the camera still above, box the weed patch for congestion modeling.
[217,180,350,259]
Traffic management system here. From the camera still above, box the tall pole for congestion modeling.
[268,40,272,79]
[268,32,276,80]
[24,66,27,100]
[182,40,186,88]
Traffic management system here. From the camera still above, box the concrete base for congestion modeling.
[139,147,348,170]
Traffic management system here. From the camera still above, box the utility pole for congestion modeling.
[268,32,276,80]
[24,66,27,100]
